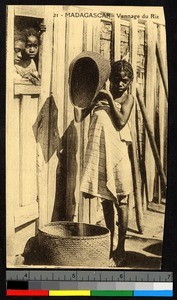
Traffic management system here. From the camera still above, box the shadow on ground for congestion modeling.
[124,251,161,269]
[143,241,162,256]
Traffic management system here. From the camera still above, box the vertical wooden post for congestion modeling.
[6,6,16,265]
[65,6,84,221]
[92,17,101,53]
[80,17,93,224]
[37,6,54,227]
[53,6,66,138]
[113,16,121,60]
[129,19,144,233]
[156,24,168,201]
[156,42,168,100]
[145,20,157,204]
[46,6,66,222]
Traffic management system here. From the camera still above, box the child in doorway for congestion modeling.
[76,60,134,266]
[14,30,26,80]
[14,28,40,85]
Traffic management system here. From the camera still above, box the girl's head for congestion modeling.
[23,28,40,59]
[14,30,25,64]
[110,60,134,98]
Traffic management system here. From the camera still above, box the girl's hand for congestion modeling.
[98,89,114,104]
[24,72,41,86]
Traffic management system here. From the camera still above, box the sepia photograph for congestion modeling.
[6,5,168,269]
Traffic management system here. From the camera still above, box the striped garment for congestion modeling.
[80,101,133,203]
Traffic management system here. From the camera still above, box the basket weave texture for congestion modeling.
[69,51,111,109]
[38,221,110,267]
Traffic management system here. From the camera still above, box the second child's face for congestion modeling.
[110,70,132,98]
[14,40,25,64]
[25,35,39,58]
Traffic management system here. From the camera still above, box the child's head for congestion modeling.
[14,30,25,64]
[23,28,40,59]
[109,60,134,98]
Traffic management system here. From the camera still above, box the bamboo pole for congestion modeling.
[158,25,168,199]
[136,86,167,194]
[145,20,156,204]
[156,42,168,100]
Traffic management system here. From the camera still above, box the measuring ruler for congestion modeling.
[6,270,173,297]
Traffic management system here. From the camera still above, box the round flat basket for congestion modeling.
[69,51,111,109]
[38,221,110,267]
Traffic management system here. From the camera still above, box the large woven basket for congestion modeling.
[38,221,110,267]
[69,51,111,109]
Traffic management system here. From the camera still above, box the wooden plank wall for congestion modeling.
[49,11,168,225]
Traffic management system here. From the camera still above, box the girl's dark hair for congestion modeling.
[110,60,134,81]
[22,28,40,44]
[14,29,26,43]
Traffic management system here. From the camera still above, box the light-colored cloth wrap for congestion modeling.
[80,100,133,203]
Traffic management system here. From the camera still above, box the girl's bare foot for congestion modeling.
[109,249,126,267]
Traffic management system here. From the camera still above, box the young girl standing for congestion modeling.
[77,60,134,266]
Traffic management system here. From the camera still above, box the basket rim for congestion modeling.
[69,51,111,109]
[38,221,110,239]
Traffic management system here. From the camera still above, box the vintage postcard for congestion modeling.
[6,5,168,270]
